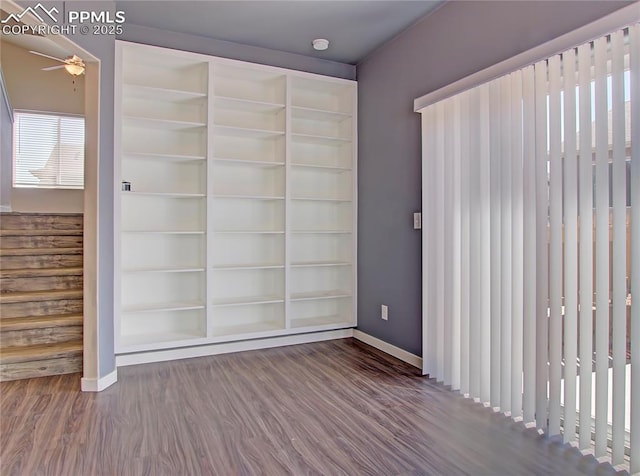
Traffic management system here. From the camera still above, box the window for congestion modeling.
[13,111,84,189]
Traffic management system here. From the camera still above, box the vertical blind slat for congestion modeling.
[522,65,537,424]
[436,102,446,382]
[629,23,640,475]
[489,79,502,409]
[610,29,627,466]
[534,59,550,431]
[443,99,455,387]
[577,41,594,450]
[451,95,462,391]
[562,47,579,444]
[460,92,471,395]
[500,74,513,413]
[593,35,610,458]
[480,83,492,405]
[548,54,563,437]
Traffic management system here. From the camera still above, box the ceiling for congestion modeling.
[117,1,444,64]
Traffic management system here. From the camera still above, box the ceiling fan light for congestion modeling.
[312,39,329,51]
[64,63,84,76]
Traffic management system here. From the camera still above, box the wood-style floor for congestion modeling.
[0,338,624,475]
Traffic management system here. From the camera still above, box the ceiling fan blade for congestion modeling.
[42,65,66,71]
[29,50,66,63]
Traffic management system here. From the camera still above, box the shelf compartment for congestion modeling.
[122,271,204,311]
[290,77,354,114]
[291,133,351,146]
[212,157,284,167]
[212,302,285,337]
[121,157,205,195]
[123,267,205,273]
[119,308,206,349]
[291,106,351,122]
[213,125,284,139]
[212,161,284,198]
[290,138,351,169]
[291,233,352,265]
[290,200,352,233]
[123,84,207,102]
[212,296,284,307]
[289,266,352,300]
[289,296,353,329]
[122,124,206,158]
[122,152,205,162]
[211,268,284,305]
[214,105,284,134]
[212,198,284,233]
[122,45,208,94]
[291,114,351,142]
[121,192,205,198]
[122,194,205,232]
[214,96,284,113]
[291,261,351,268]
[211,233,284,269]
[214,133,284,163]
[123,95,206,125]
[290,167,352,201]
[124,116,206,131]
[214,65,285,104]
[212,263,284,270]
[291,163,351,172]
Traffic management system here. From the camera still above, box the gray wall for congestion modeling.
[356,0,631,356]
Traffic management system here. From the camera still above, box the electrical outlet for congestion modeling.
[413,212,422,229]
[381,304,388,320]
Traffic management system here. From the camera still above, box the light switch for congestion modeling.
[413,212,422,230]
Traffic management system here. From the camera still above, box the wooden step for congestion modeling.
[0,268,83,294]
[0,234,83,249]
[0,340,83,364]
[0,229,83,237]
[0,247,82,257]
[0,267,83,279]
[1,317,83,347]
[0,213,82,231]
[0,314,83,332]
[1,299,83,319]
[0,289,83,305]
[0,340,83,381]
[0,248,83,270]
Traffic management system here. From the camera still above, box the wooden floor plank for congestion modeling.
[0,339,624,475]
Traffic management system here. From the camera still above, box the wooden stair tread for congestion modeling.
[0,314,83,332]
[0,289,83,304]
[0,341,83,364]
[0,229,83,237]
[0,267,83,278]
[0,247,82,257]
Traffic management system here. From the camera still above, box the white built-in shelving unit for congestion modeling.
[115,41,356,357]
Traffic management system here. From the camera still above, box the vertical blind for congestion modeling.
[13,111,85,189]
[420,24,638,471]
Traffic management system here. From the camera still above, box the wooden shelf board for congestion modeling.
[290,290,352,302]
[122,152,205,162]
[212,194,284,200]
[119,331,205,349]
[212,264,284,271]
[290,163,351,172]
[124,116,206,130]
[291,133,351,145]
[291,230,352,235]
[213,125,284,139]
[291,106,351,122]
[122,267,205,273]
[122,302,205,313]
[122,230,205,235]
[214,96,285,113]
[291,261,351,268]
[291,197,352,202]
[123,84,207,102]
[212,157,284,167]
[212,295,284,307]
[121,192,205,198]
[212,230,284,235]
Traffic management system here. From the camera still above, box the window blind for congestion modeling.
[420,23,637,472]
[13,111,85,189]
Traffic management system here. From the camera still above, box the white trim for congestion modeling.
[0,67,13,124]
[116,329,353,367]
[414,3,640,112]
[353,329,422,369]
[81,369,118,392]
[0,205,12,212]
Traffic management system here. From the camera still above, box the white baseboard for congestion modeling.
[81,369,118,392]
[0,205,11,212]
[353,329,422,369]
[116,329,354,367]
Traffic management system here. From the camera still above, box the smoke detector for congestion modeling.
[312,39,330,51]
